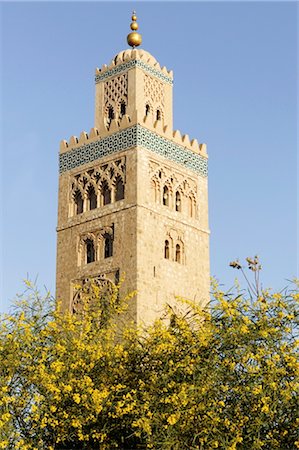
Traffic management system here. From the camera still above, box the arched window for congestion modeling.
[163,185,169,206]
[104,234,113,258]
[86,239,95,264]
[175,191,181,212]
[175,244,181,263]
[74,190,83,215]
[107,106,114,126]
[145,104,150,116]
[156,109,161,121]
[189,196,196,217]
[164,240,170,259]
[101,181,111,205]
[120,101,126,117]
[115,177,125,201]
[87,185,97,210]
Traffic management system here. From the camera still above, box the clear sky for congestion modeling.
[1,1,297,313]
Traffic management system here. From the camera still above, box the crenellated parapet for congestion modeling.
[60,112,207,158]
[59,117,208,177]
[95,49,173,85]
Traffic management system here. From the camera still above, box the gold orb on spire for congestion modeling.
[127,11,142,48]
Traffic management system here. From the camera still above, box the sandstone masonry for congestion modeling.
[56,48,210,325]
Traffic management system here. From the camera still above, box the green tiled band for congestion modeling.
[59,125,207,177]
[95,60,173,85]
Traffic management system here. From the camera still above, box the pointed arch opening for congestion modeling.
[151,178,160,204]
[101,181,111,206]
[156,109,161,121]
[189,195,196,218]
[87,185,97,210]
[145,104,150,117]
[74,190,84,215]
[175,191,182,212]
[164,240,170,259]
[120,101,126,117]
[163,185,169,206]
[107,105,114,127]
[104,234,113,258]
[175,244,181,263]
[115,177,125,201]
[86,239,95,264]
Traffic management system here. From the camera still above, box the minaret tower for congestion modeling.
[56,13,210,323]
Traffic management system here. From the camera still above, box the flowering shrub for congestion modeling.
[0,259,298,449]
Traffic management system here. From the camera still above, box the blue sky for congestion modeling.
[1,1,297,313]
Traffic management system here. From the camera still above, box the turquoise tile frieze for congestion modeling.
[95,60,173,85]
[59,125,207,177]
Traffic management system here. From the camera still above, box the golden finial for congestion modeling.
[127,11,142,48]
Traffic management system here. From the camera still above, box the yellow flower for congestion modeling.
[240,324,249,334]
[252,385,262,395]
[167,413,180,425]
[73,393,81,404]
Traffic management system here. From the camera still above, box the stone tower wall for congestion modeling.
[56,48,209,324]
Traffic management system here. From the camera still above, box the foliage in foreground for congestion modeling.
[0,259,298,450]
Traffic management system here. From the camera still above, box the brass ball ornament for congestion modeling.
[127,11,142,48]
[130,22,138,31]
[127,32,142,47]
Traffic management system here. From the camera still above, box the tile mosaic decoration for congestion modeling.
[95,60,173,85]
[59,125,207,178]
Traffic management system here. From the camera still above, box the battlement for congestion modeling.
[60,112,207,159]
[95,49,173,85]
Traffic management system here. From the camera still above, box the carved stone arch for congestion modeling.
[71,274,116,316]
[77,173,89,190]
[151,175,161,204]
[113,157,126,180]
[118,98,127,118]
[155,167,167,182]
[98,226,114,259]
[113,174,125,201]
[162,182,172,207]
[174,183,184,196]
[78,233,96,266]
[155,105,164,122]
[175,189,183,212]
[105,103,115,128]
[108,163,116,180]
[72,187,84,215]
[182,179,191,195]
[167,228,178,242]
[164,178,173,190]
[86,182,98,211]
[164,233,173,260]
[85,180,98,192]
[144,101,153,118]
[86,168,95,179]
[164,231,174,261]
[171,173,179,186]
[93,169,102,185]
[188,190,197,218]
[99,178,112,206]
[175,238,185,264]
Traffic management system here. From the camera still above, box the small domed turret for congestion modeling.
[127,11,142,48]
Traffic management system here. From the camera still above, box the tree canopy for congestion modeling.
[0,259,298,449]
